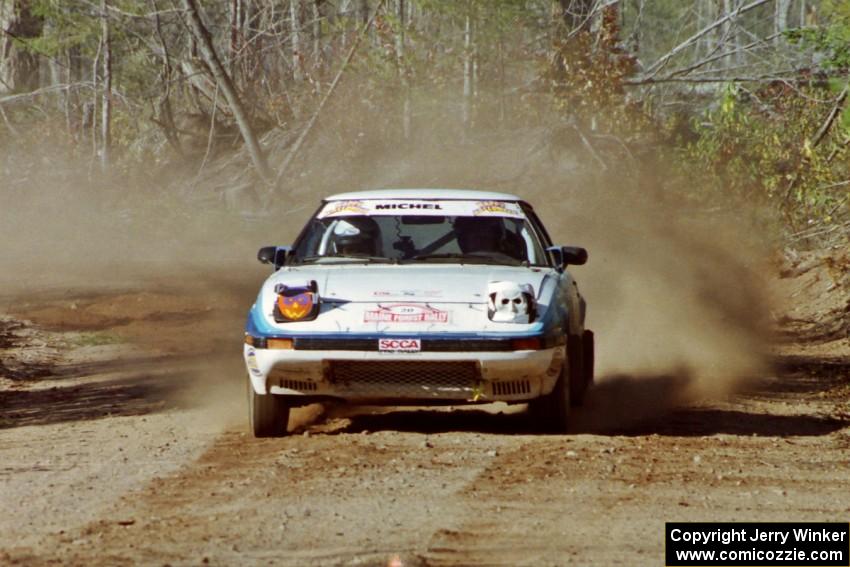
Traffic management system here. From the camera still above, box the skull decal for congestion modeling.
[487,281,535,323]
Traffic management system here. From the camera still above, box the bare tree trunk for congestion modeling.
[312,0,322,76]
[696,0,708,59]
[498,26,505,123]
[395,0,410,139]
[101,0,112,171]
[358,0,369,25]
[88,39,101,173]
[230,0,242,80]
[290,0,302,81]
[556,0,594,32]
[181,0,271,183]
[152,0,182,157]
[43,15,64,113]
[774,0,791,43]
[64,49,75,140]
[0,0,42,93]
[721,0,732,70]
[273,0,387,195]
[462,11,473,135]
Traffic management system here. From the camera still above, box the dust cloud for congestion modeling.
[0,95,772,432]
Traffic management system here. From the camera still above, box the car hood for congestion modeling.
[269,264,550,303]
[249,264,558,336]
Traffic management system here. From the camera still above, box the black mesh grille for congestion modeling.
[295,338,375,351]
[328,360,479,398]
[294,338,513,352]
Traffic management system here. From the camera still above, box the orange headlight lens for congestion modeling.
[267,338,294,350]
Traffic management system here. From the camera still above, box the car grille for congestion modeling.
[294,338,513,352]
[328,360,479,399]
[276,378,317,392]
[492,380,531,397]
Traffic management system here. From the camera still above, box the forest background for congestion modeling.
[1,0,848,257]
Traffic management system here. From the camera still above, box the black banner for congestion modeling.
[666,522,849,566]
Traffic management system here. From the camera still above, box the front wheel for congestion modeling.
[529,347,571,433]
[582,329,594,389]
[568,333,588,407]
[248,380,291,437]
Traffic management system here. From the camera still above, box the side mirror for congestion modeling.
[546,245,588,267]
[257,246,292,270]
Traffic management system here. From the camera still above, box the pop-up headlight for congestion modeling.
[487,281,536,324]
[273,280,320,323]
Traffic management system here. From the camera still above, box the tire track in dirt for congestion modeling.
[421,369,850,566]
[4,411,531,566]
[2,271,849,566]
[6,361,848,567]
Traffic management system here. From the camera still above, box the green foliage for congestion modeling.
[677,82,849,235]
[66,331,123,347]
[786,0,850,69]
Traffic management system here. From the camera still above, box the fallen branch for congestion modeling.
[181,0,271,184]
[0,82,95,106]
[827,137,850,164]
[625,72,804,86]
[271,0,389,199]
[643,0,771,79]
[811,82,849,149]
[663,32,783,80]
[574,125,607,171]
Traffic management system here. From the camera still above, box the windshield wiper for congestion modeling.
[408,252,515,265]
[410,252,467,261]
[297,254,397,264]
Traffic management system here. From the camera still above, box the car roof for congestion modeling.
[325,188,523,202]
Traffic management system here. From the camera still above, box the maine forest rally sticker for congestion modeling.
[364,304,450,323]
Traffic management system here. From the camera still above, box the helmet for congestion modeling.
[454,217,505,254]
[331,217,381,256]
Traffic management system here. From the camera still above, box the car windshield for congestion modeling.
[292,213,548,266]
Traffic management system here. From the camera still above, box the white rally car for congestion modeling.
[244,189,593,436]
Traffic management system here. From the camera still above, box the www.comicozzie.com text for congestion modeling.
[670,527,848,546]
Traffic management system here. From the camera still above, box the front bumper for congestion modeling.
[244,343,565,403]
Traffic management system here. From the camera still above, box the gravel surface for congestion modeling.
[1,263,848,566]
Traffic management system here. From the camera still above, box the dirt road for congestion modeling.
[1,262,848,566]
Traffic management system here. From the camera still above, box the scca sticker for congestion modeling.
[364,304,449,323]
[378,338,422,352]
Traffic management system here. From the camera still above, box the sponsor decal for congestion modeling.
[246,349,262,376]
[374,202,443,210]
[318,199,526,219]
[372,289,442,298]
[321,200,369,217]
[473,200,519,216]
[378,338,422,352]
[364,303,449,323]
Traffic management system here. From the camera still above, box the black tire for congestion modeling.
[248,380,291,438]
[567,334,587,407]
[582,329,595,389]
[529,346,571,433]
